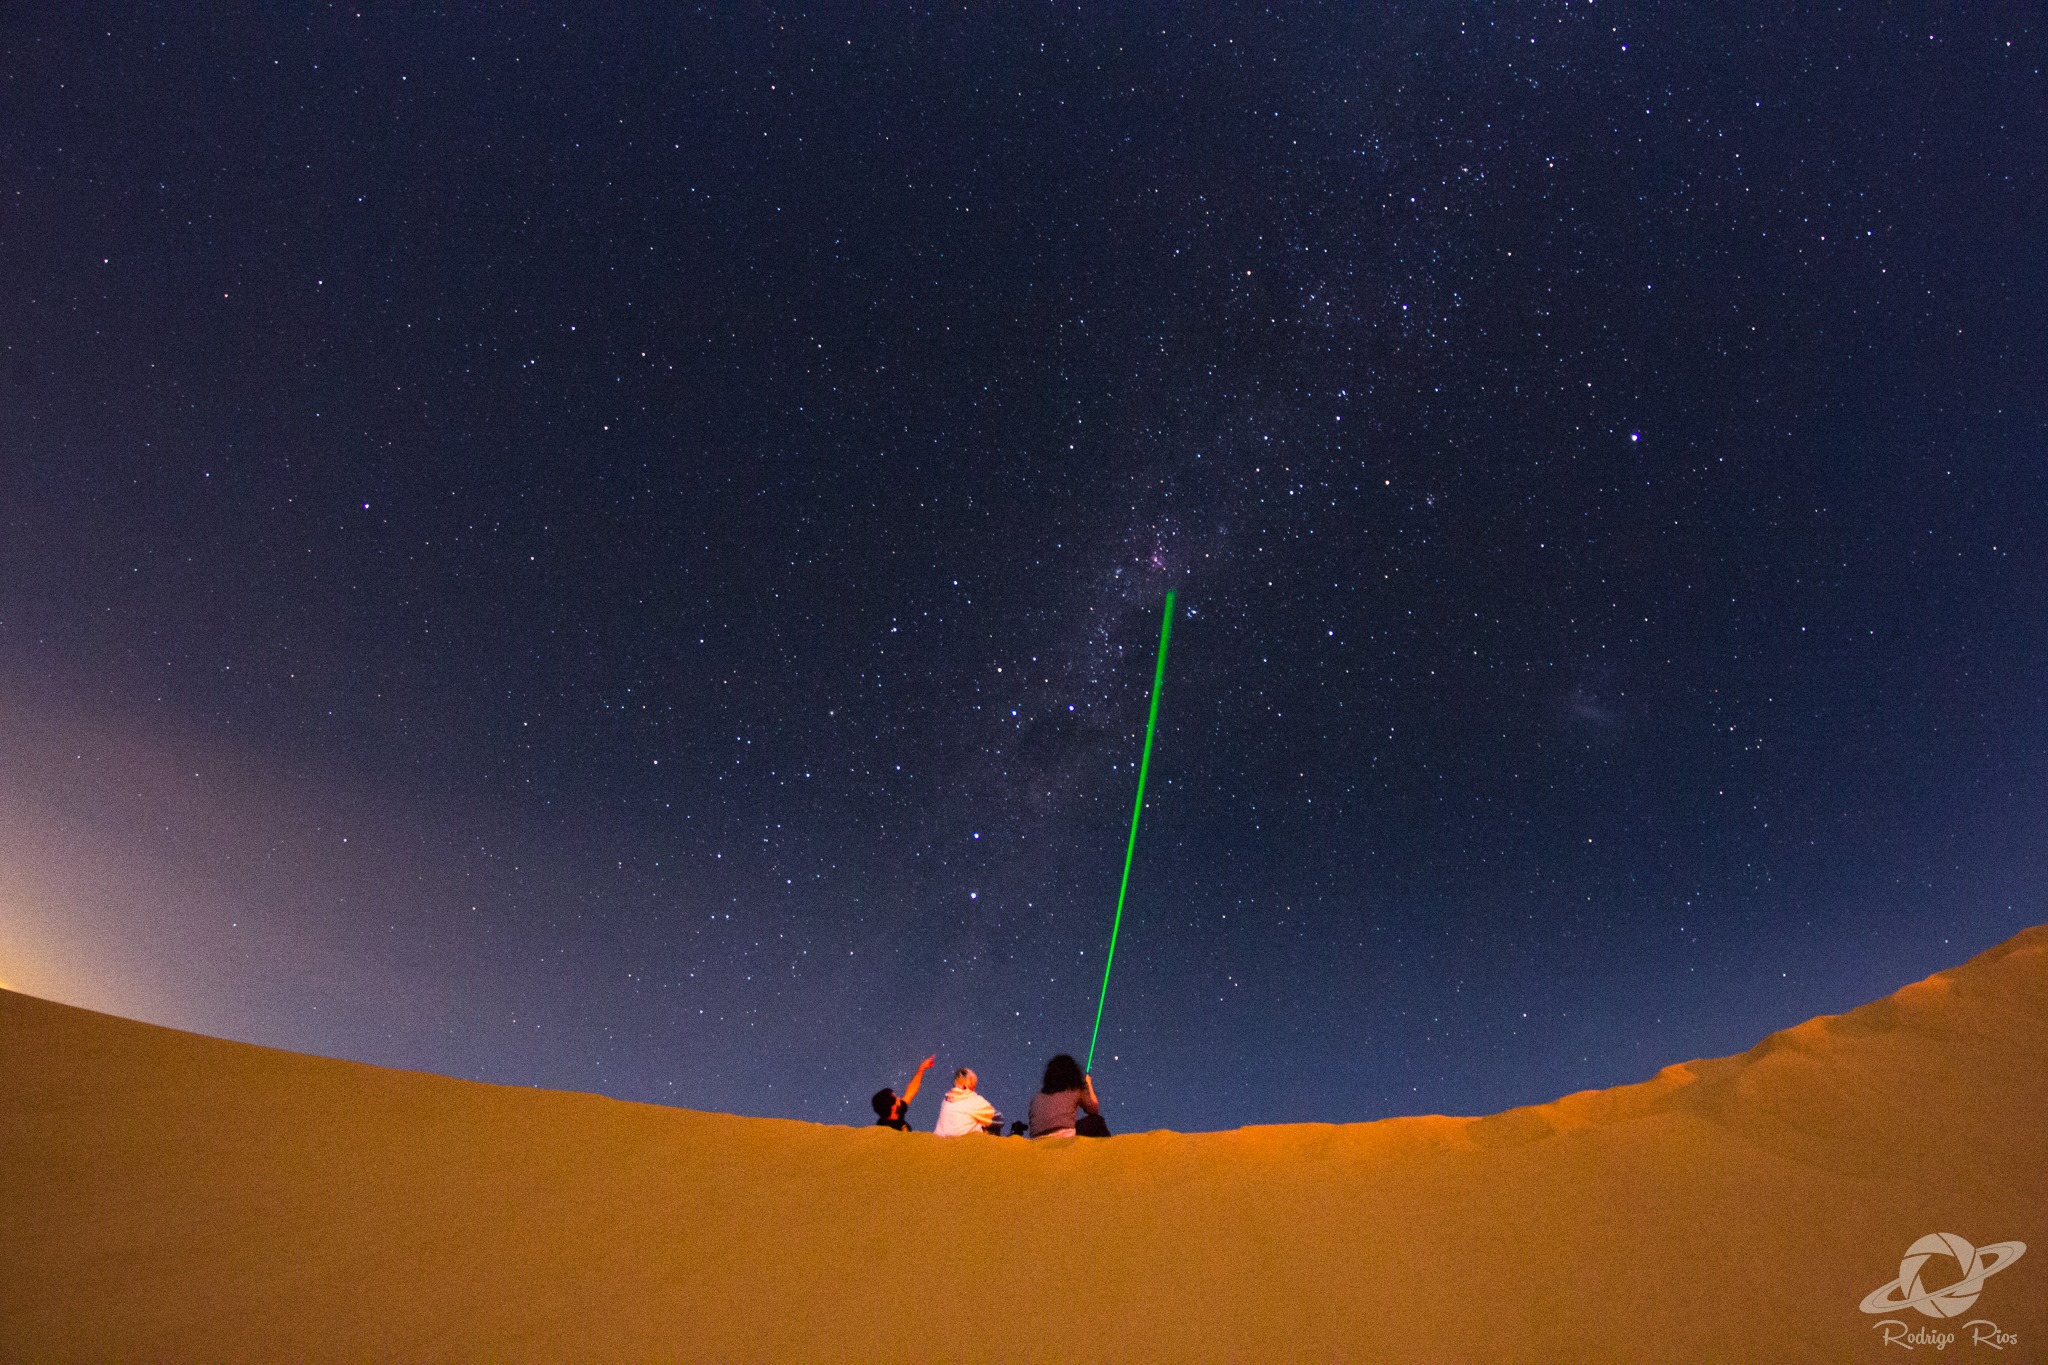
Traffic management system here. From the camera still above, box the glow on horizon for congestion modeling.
[0,896,112,1011]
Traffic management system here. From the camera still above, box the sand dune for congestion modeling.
[3,928,2043,1361]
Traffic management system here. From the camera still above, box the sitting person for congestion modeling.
[1027,1053,1105,1137]
[932,1067,1002,1136]
[870,1053,936,1130]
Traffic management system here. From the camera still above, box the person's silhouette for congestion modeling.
[1027,1054,1107,1137]
[870,1054,936,1130]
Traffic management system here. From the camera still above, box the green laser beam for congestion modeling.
[1086,588,1175,1073]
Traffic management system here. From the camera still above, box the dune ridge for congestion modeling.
[4,926,2044,1361]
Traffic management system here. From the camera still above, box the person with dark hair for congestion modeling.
[1027,1053,1106,1138]
[870,1054,936,1130]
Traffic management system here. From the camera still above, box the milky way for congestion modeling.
[2,7,2043,1131]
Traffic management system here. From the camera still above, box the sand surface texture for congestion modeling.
[4,926,2044,1362]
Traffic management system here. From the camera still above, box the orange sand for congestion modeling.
[4,928,2044,1361]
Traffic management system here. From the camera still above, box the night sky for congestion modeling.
[3,7,2044,1134]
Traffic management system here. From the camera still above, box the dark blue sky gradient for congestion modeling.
[2,6,2043,1131]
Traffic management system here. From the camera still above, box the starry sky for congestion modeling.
[3,6,2043,1133]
